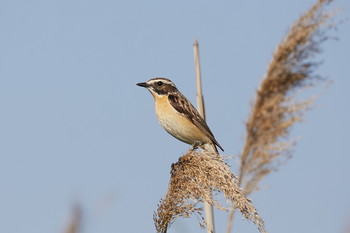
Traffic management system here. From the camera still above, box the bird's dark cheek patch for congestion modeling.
[154,89,167,95]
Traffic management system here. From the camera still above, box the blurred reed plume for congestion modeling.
[154,150,266,233]
[239,0,336,196]
[64,204,82,233]
[226,0,337,232]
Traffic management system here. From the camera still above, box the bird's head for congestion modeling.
[137,78,178,97]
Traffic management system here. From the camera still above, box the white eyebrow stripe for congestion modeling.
[147,78,174,86]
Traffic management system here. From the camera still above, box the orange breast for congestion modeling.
[154,95,210,145]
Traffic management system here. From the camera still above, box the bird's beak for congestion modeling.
[136,82,149,88]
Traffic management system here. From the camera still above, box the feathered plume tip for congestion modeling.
[239,0,337,195]
[153,150,266,233]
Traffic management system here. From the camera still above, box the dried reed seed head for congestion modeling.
[154,150,267,233]
[239,0,336,194]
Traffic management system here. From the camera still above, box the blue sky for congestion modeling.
[0,0,349,233]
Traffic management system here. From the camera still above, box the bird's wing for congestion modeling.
[168,93,224,152]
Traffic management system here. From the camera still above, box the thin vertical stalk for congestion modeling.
[193,39,215,233]
[226,207,236,233]
[194,39,206,120]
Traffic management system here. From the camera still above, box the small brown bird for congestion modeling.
[137,77,223,154]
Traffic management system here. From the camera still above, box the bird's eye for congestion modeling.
[156,81,163,86]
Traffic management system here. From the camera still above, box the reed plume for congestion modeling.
[154,150,266,233]
[64,204,82,233]
[227,0,337,232]
[239,0,335,195]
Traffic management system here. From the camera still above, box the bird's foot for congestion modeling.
[191,141,202,151]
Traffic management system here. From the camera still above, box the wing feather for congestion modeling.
[168,94,224,151]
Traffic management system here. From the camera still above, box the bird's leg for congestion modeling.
[192,141,202,151]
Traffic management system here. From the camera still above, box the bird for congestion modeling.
[136,77,223,154]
